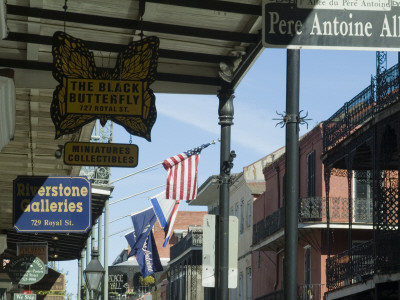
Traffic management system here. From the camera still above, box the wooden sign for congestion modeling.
[64,142,138,167]
[17,242,48,266]
[51,31,159,141]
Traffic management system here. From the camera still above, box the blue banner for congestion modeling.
[136,231,163,278]
[13,176,91,233]
[129,207,157,256]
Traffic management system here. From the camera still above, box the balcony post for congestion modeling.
[217,88,234,300]
[284,49,300,300]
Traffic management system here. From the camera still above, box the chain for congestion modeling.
[63,0,68,32]
[28,94,34,175]
[129,135,132,144]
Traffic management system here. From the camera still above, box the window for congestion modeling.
[353,170,372,223]
[239,272,244,300]
[307,151,315,197]
[235,203,239,219]
[282,174,286,206]
[247,200,252,227]
[257,251,261,269]
[282,256,285,290]
[304,245,311,300]
[240,198,244,234]
[246,267,252,300]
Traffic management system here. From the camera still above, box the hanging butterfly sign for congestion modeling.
[51,31,159,141]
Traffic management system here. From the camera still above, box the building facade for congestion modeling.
[252,124,373,300]
[323,63,400,300]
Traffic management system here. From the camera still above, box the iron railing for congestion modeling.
[253,197,372,245]
[255,284,326,300]
[298,284,327,300]
[170,231,203,261]
[327,240,374,290]
[323,64,400,153]
[255,289,283,300]
[253,206,285,245]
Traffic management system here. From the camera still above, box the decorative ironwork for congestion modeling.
[253,207,285,245]
[253,197,372,245]
[255,285,325,300]
[323,64,400,153]
[327,240,374,290]
[297,284,326,300]
[170,231,203,262]
[331,168,348,177]
[79,120,113,184]
[324,67,400,294]
[255,289,283,300]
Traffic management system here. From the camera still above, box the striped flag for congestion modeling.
[162,143,210,200]
[150,191,181,247]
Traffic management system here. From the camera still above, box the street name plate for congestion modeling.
[262,0,400,50]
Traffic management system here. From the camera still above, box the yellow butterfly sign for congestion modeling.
[51,31,159,141]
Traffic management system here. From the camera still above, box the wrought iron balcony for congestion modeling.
[255,284,326,300]
[253,197,372,246]
[327,231,400,292]
[327,240,374,290]
[170,231,203,261]
[323,64,400,153]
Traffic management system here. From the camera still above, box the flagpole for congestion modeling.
[109,184,165,205]
[109,139,219,184]
[109,162,164,184]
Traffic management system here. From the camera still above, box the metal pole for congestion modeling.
[284,49,300,300]
[98,210,103,262]
[217,88,234,300]
[78,253,82,300]
[104,197,109,299]
[86,239,90,300]
[80,249,85,300]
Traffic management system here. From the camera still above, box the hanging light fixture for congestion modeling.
[83,247,105,300]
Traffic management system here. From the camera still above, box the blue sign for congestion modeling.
[13,176,91,233]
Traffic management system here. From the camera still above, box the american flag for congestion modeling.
[162,143,211,200]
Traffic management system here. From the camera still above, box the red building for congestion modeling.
[252,124,373,300]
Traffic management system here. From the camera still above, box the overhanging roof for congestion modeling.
[1,0,264,94]
[0,0,264,261]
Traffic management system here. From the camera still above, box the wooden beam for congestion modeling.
[7,4,259,43]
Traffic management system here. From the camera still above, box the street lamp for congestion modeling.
[83,247,105,300]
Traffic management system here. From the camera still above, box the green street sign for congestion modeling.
[8,256,46,285]
[13,294,36,300]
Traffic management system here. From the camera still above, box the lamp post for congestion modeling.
[84,247,105,300]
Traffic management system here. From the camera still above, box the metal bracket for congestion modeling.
[222,150,236,175]
[273,110,311,128]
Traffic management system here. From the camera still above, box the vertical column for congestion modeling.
[217,88,234,300]
[78,254,82,300]
[80,250,85,300]
[324,167,332,257]
[284,49,300,300]
[98,211,103,262]
[104,198,109,299]
[86,240,90,300]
